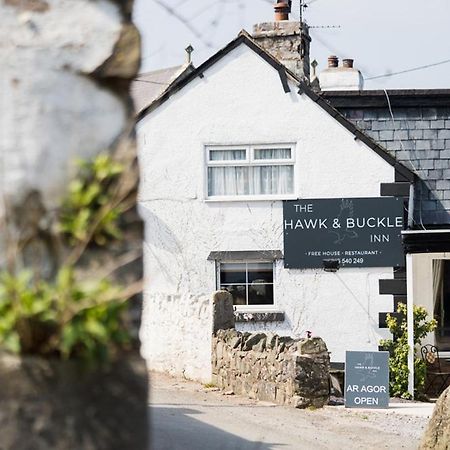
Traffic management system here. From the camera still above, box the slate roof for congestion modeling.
[131,64,193,114]
[323,91,450,226]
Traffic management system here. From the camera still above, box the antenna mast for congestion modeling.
[299,0,307,24]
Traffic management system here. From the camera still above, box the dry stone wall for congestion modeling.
[212,329,330,408]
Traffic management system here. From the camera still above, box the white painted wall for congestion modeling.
[138,43,396,381]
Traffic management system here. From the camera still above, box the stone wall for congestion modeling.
[212,329,330,408]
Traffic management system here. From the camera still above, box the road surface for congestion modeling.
[149,372,432,450]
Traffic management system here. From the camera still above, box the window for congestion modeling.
[219,262,274,307]
[206,144,294,198]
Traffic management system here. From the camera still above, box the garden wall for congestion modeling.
[212,328,330,408]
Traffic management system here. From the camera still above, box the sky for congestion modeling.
[133,0,450,90]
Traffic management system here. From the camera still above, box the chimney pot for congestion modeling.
[274,1,290,21]
[343,58,354,69]
[328,55,339,68]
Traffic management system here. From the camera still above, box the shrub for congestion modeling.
[380,303,437,398]
[0,152,139,364]
[0,267,131,362]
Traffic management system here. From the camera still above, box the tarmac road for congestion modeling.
[149,371,432,450]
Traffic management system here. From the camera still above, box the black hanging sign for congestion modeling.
[283,197,404,269]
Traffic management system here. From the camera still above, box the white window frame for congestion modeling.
[217,260,276,311]
[205,143,297,201]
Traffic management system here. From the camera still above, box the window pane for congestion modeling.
[248,284,273,305]
[220,263,246,283]
[221,285,247,305]
[209,149,246,161]
[248,263,273,283]
[208,166,249,196]
[254,148,291,160]
[250,165,293,195]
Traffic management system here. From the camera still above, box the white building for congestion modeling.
[135,18,416,381]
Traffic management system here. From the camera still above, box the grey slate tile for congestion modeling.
[430,120,445,129]
[438,129,450,139]
[409,130,423,139]
[379,130,394,140]
[423,129,439,139]
[415,120,431,129]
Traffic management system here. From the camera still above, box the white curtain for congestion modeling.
[254,148,291,160]
[250,166,293,194]
[433,259,444,331]
[209,150,246,161]
[208,166,248,196]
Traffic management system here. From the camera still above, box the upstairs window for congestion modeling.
[206,145,295,199]
[219,262,274,307]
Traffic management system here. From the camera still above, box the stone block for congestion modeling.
[433,159,450,169]
[418,160,434,170]
[415,120,431,129]
[212,290,235,333]
[379,130,394,140]
[431,140,446,150]
[437,180,450,190]
[423,129,439,139]
[438,130,450,140]
[430,119,445,129]
[410,129,424,139]
[415,140,432,150]
[372,121,387,131]
[297,337,328,355]
[393,130,408,140]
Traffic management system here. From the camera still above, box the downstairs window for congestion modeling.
[219,262,274,307]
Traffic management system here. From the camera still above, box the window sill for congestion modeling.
[234,310,285,323]
[205,195,298,203]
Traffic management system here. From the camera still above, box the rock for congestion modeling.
[242,333,266,351]
[419,386,450,449]
[252,337,267,353]
[212,291,235,333]
[0,353,148,450]
[297,337,328,355]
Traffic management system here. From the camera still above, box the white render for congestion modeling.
[319,67,364,91]
[138,43,395,381]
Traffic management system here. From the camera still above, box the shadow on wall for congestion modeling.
[150,406,280,450]
[139,206,182,254]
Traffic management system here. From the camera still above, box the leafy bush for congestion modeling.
[0,152,139,363]
[0,267,130,362]
[59,154,124,246]
[380,303,437,398]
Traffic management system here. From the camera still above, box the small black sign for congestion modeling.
[283,198,404,268]
[345,351,390,409]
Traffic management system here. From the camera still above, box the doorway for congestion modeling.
[435,260,450,349]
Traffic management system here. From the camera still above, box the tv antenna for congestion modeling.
[298,0,341,29]
[299,0,307,24]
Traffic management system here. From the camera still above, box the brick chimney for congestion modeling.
[252,1,311,81]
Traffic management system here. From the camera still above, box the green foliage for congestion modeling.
[0,267,130,362]
[59,153,124,246]
[380,303,437,398]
